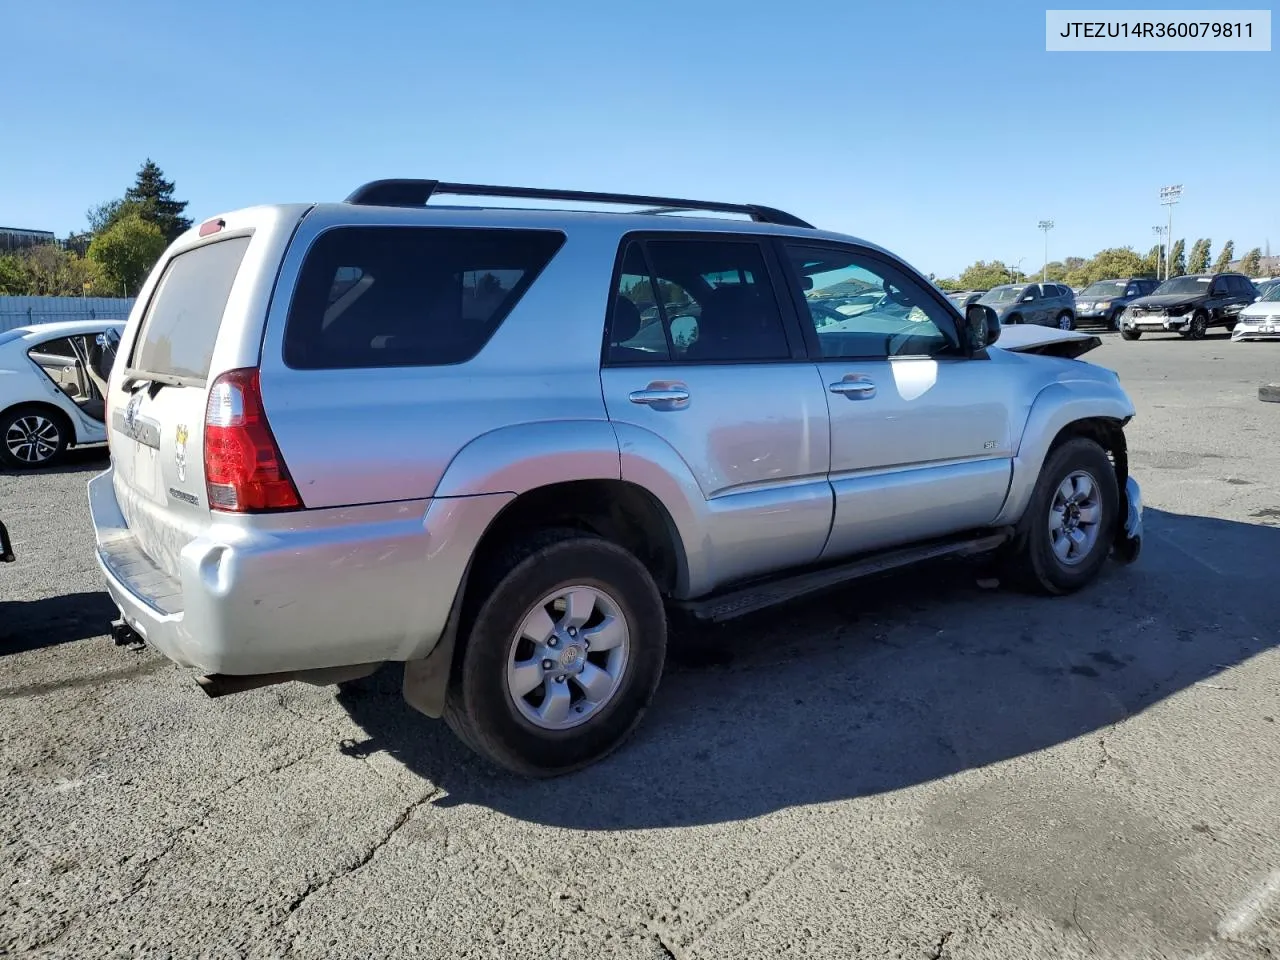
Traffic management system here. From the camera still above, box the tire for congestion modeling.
[1109,310,1124,331]
[1057,312,1075,331]
[0,405,70,470]
[1001,437,1119,596]
[443,529,667,777]
[1006,313,1023,325]
[1182,311,1209,340]
[1120,329,1142,341]
[1261,383,1280,403]
[1226,321,1237,332]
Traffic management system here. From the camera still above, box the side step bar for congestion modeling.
[674,528,1013,623]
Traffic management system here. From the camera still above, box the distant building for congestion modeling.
[0,226,56,254]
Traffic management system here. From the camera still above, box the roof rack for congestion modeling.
[343,179,814,229]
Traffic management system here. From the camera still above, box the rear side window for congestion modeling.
[283,226,564,369]
[130,236,252,384]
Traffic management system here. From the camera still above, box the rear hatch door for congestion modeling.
[109,230,257,579]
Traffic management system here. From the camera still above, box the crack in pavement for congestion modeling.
[278,785,443,954]
[14,744,330,955]
[926,929,953,960]
[686,845,818,955]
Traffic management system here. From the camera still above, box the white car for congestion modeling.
[0,319,124,469]
[1231,282,1280,342]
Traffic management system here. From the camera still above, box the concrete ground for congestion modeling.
[2,331,1279,960]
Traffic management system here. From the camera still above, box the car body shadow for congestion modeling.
[0,591,118,656]
[0,444,109,478]
[337,508,1279,829]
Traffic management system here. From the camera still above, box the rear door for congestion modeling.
[109,233,254,578]
[600,234,832,590]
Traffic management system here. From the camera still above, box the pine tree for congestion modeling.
[1212,240,1235,274]
[1239,248,1262,277]
[1187,239,1211,273]
[1167,239,1186,278]
[124,159,192,243]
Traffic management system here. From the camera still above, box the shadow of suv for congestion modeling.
[978,282,1077,330]
[1074,278,1160,330]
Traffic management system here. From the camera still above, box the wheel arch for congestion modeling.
[993,380,1135,529]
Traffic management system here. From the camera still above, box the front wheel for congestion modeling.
[1120,329,1142,341]
[1181,311,1209,340]
[1057,312,1075,331]
[1109,310,1124,331]
[1001,437,1119,595]
[0,407,69,470]
[444,530,667,777]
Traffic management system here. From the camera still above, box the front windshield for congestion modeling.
[1154,276,1212,296]
[1261,282,1280,302]
[1081,281,1127,297]
[980,286,1025,304]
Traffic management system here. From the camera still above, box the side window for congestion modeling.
[29,336,76,360]
[1125,283,1140,297]
[614,238,790,363]
[785,244,958,360]
[1022,285,1039,301]
[608,243,673,363]
[284,227,565,370]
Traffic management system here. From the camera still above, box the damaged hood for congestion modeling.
[992,323,1102,359]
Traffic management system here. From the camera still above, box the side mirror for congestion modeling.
[1022,294,1035,302]
[801,276,814,291]
[965,303,1000,350]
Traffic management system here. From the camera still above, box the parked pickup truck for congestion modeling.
[89,179,1144,777]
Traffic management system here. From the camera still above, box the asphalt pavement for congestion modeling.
[2,331,1279,959]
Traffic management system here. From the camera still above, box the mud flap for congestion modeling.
[1112,475,1143,564]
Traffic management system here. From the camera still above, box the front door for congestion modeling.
[777,241,1015,559]
[599,235,832,593]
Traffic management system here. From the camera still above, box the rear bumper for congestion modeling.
[88,467,512,676]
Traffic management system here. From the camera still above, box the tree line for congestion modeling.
[937,238,1263,291]
[0,159,190,298]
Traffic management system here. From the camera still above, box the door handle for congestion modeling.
[829,378,876,398]
[629,388,690,406]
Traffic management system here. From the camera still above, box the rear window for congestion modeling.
[283,226,565,370]
[129,236,251,384]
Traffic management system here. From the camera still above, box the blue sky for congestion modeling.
[3,0,1275,277]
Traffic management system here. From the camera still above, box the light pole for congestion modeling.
[1152,225,1168,280]
[1038,220,1055,282]
[1159,184,1182,280]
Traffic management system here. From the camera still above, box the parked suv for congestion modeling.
[89,180,1143,776]
[1119,273,1258,340]
[1074,278,1161,330]
[978,282,1077,330]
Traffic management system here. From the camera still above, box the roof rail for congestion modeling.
[343,179,814,229]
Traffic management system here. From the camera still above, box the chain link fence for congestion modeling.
[0,296,136,334]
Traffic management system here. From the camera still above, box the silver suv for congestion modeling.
[89,180,1144,776]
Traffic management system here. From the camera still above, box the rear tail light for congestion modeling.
[203,368,302,512]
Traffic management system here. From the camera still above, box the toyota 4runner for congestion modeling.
[89,180,1143,776]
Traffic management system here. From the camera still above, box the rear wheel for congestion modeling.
[0,406,69,470]
[1006,313,1023,325]
[1057,312,1075,331]
[1002,437,1119,596]
[1120,329,1142,341]
[444,530,667,777]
